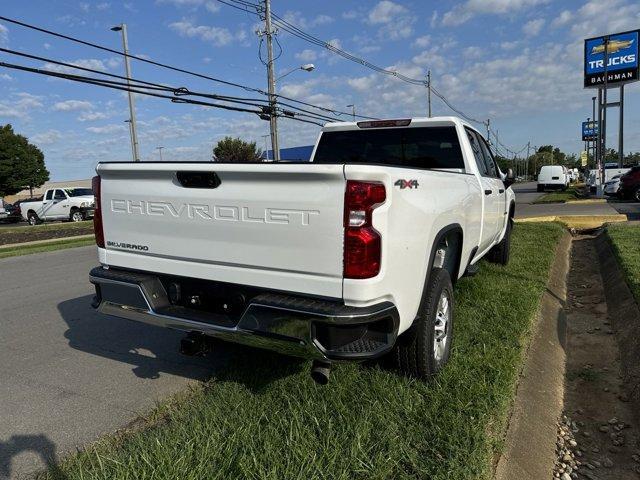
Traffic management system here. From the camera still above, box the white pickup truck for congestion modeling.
[89,117,516,383]
[20,187,95,225]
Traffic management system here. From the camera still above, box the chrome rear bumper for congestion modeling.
[89,267,399,361]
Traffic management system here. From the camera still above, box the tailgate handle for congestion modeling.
[176,171,221,189]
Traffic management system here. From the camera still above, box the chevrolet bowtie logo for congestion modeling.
[591,39,634,55]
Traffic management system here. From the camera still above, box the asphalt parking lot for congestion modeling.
[0,247,218,479]
[512,182,640,220]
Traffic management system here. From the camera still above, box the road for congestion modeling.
[512,182,640,220]
[0,247,218,479]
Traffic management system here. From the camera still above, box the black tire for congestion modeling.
[487,218,512,265]
[70,210,85,222]
[634,187,640,203]
[392,267,454,379]
[537,185,544,192]
[27,212,39,226]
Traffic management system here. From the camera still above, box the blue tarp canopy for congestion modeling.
[263,145,314,161]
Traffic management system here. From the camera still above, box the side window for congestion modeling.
[45,190,53,200]
[478,136,499,178]
[54,189,66,200]
[466,129,488,176]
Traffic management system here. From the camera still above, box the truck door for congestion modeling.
[48,189,70,219]
[477,135,507,239]
[466,129,501,252]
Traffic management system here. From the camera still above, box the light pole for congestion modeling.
[111,23,140,162]
[276,63,315,81]
[346,104,356,121]
[156,146,164,161]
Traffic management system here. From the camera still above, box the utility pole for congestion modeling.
[426,70,432,117]
[525,142,531,180]
[111,24,140,162]
[346,104,356,121]
[591,96,596,164]
[486,119,490,143]
[263,0,280,161]
[619,85,624,167]
[156,146,164,161]
[601,36,609,185]
[261,134,270,161]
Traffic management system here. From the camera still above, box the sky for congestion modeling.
[1,0,639,181]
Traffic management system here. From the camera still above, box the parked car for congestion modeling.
[537,165,568,192]
[603,174,622,197]
[89,116,516,383]
[20,187,95,225]
[619,166,640,202]
[0,202,22,223]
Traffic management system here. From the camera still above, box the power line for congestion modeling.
[0,15,374,120]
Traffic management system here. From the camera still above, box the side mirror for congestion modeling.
[503,168,515,188]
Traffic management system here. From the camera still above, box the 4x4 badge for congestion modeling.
[395,179,419,189]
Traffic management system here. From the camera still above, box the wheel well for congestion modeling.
[27,209,36,216]
[70,206,79,211]
[509,201,515,221]
[430,225,463,285]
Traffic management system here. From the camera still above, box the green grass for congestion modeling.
[0,220,93,235]
[45,223,565,480]
[607,223,640,303]
[534,185,583,204]
[0,237,95,259]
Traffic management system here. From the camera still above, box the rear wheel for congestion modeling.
[392,268,454,379]
[634,187,640,203]
[537,185,544,192]
[27,212,39,226]
[487,218,512,265]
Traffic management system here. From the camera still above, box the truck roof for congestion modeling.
[322,116,477,133]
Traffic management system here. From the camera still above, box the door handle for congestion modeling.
[498,189,505,194]
[484,189,492,195]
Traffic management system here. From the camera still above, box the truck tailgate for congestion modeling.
[97,163,345,298]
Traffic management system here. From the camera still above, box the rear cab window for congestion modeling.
[313,126,466,172]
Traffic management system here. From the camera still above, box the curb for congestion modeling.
[495,231,571,480]
[0,234,94,250]
[565,198,607,204]
[515,215,627,228]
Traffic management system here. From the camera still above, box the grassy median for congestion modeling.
[0,236,95,259]
[607,223,640,303]
[534,184,583,204]
[0,220,94,246]
[45,222,565,480]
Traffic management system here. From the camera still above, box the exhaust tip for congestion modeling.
[310,360,331,385]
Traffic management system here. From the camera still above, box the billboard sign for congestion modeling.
[582,120,598,141]
[584,30,639,88]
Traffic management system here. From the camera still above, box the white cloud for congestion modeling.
[313,14,334,26]
[96,2,111,10]
[43,42,52,50]
[0,24,8,45]
[463,46,483,59]
[0,93,44,119]
[522,18,545,37]
[442,0,551,26]
[366,1,415,40]
[79,2,90,13]
[295,49,318,62]
[569,0,640,40]
[31,129,62,146]
[43,58,109,74]
[500,41,519,50]
[551,10,573,27]
[53,100,94,111]
[205,1,220,13]
[78,111,108,122]
[413,35,431,48]
[87,124,127,134]
[368,1,407,24]
[0,73,12,81]
[342,10,358,20]
[430,11,439,28]
[169,19,242,46]
[347,75,376,92]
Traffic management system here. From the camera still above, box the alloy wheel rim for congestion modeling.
[72,212,83,222]
[433,291,450,363]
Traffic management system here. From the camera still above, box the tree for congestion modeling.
[0,124,49,197]
[212,136,262,163]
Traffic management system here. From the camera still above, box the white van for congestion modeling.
[537,165,567,192]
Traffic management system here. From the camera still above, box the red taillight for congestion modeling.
[92,175,105,248]
[344,181,385,279]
